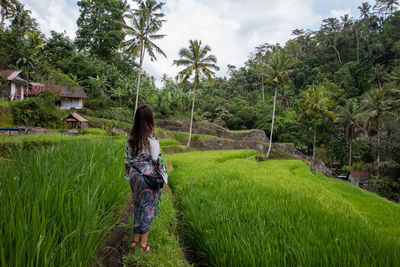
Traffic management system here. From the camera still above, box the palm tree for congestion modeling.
[369,64,389,88]
[360,88,395,179]
[0,0,16,29]
[254,55,266,101]
[254,44,272,101]
[374,0,399,18]
[26,31,45,50]
[298,84,336,159]
[358,2,371,19]
[123,0,166,115]
[353,21,362,62]
[336,98,360,166]
[321,17,342,64]
[16,31,45,99]
[389,67,400,86]
[277,85,294,110]
[264,51,295,159]
[173,40,219,150]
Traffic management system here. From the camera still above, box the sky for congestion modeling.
[21,0,369,87]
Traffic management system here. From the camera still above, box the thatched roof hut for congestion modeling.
[61,112,88,129]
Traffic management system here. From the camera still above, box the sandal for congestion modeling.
[140,244,152,252]
[131,239,139,247]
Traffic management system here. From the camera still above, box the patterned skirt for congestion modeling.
[129,171,161,234]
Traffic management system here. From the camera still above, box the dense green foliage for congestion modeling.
[168,150,400,266]
[75,0,126,60]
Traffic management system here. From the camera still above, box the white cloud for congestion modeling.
[21,0,79,39]
[140,0,323,87]
[22,0,349,88]
[329,8,353,19]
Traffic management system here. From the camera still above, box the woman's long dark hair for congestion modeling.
[129,104,155,155]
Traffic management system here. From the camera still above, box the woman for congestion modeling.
[125,104,168,252]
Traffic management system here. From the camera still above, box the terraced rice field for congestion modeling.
[2,134,399,266]
[167,150,400,266]
[0,137,129,266]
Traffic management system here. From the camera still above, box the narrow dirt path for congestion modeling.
[95,197,133,267]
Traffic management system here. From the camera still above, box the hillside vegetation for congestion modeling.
[167,150,400,266]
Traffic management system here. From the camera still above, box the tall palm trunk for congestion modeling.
[333,45,342,64]
[377,126,380,180]
[313,121,316,159]
[1,7,5,30]
[349,129,353,166]
[261,74,265,100]
[134,41,145,117]
[266,88,277,158]
[187,78,197,151]
[356,30,360,62]
[25,65,29,99]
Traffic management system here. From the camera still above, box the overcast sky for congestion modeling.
[21,0,368,87]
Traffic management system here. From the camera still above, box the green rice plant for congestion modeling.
[0,138,129,266]
[167,150,400,266]
[84,115,132,131]
[0,134,98,158]
[162,145,187,154]
[159,139,180,147]
[82,128,108,136]
[162,131,212,146]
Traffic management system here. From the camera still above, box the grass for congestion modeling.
[229,129,252,133]
[82,128,109,136]
[0,100,14,127]
[158,130,212,146]
[123,186,190,267]
[0,138,129,266]
[167,150,400,266]
[0,131,127,160]
[0,134,98,158]
[158,138,180,147]
[85,115,132,131]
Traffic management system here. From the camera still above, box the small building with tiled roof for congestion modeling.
[42,84,87,110]
[0,70,87,110]
[0,70,28,100]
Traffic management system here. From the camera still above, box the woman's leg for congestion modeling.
[132,233,140,246]
[140,232,149,247]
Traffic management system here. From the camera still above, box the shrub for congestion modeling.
[159,103,170,117]
[10,91,64,128]
[84,98,108,110]
[0,100,14,127]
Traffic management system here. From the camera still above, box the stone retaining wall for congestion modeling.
[156,119,269,143]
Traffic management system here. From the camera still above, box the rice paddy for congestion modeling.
[2,134,400,266]
[167,150,400,266]
[0,137,128,266]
